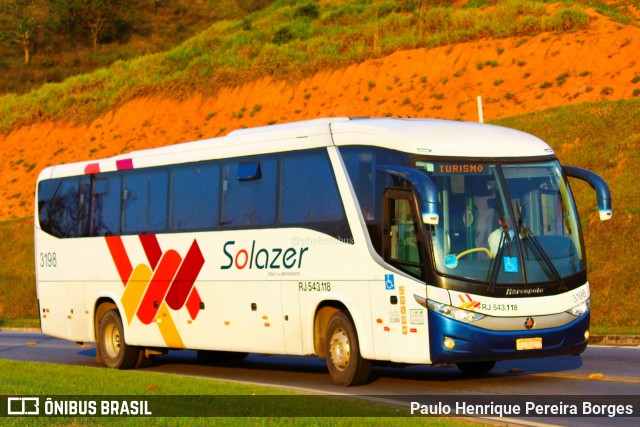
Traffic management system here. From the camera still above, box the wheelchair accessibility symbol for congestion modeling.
[385,274,395,290]
[503,256,519,273]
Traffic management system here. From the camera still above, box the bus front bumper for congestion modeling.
[428,310,590,364]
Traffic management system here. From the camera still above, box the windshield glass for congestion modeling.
[416,160,585,284]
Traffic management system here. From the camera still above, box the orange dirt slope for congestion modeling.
[1,11,639,221]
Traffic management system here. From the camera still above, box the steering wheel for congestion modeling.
[456,247,494,259]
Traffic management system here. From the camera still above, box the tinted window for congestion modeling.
[123,170,168,233]
[39,176,90,238]
[221,157,276,227]
[38,179,60,235]
[170,163,218,231]
[91,175,121,236]
[280,150,343,223]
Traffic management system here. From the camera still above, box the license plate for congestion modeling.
[516,337,542,350]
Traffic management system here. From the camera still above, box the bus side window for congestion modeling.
[46,177,83,238]
[221,157,276,227]
[91,175,121,236]
[122,170,168,234]
[38,179,61,235]
[280,150,343,224]
[170,163,219,231]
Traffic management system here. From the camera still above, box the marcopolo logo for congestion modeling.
[221,240,309,270]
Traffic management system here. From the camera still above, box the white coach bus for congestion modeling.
[35,117,611,386]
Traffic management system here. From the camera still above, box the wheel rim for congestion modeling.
[103,322,121,359]
[329,327,350,371]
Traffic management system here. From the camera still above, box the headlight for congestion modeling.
[566,298,590,317]
[427,300,485,324]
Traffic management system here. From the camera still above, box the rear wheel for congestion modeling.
[99,309,141,369]
[456,361,496,375]
[325,311,371,386]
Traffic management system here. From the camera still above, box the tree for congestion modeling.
[0,0,48,65]
[48,0,138,50]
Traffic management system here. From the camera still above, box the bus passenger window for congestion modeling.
[91,175,121,236]
[170,164,218,231]
[123,170,168,233]
[280,151,343,224]
[221,157,276,227]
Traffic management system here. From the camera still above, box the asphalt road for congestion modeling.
[1,331,638,426]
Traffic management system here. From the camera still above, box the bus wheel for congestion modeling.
[456,361,496,375]
[325,311,372,386]
[99,309,140,370]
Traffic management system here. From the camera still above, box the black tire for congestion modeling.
[99,309,141,369]
[456,361,496,375]
[325,311,372,386]
[197,350,249,363]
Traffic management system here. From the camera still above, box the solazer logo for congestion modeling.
[221,240,309,270]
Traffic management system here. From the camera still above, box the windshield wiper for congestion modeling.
[514,201,566,290]
[487,218,512,293]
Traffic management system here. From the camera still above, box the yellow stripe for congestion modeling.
[155,301,185,349]
[121,264,152,325]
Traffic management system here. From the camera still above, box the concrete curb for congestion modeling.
[0,327,42,333]
[1,329,640,346]
[589,335,640,347]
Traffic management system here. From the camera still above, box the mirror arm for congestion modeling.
[563,165,612,221]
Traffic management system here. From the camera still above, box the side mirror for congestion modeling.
[563,165,612,221]
[377,165,439,225]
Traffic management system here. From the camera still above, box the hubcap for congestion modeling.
[329,327,350,371]
[103,323,121,359]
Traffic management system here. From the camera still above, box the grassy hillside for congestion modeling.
[0,0,276,95]
[0,0,595,133]
[0,218,36,323]
[494,99,640,331]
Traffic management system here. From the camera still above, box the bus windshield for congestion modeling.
[415,160,585,284]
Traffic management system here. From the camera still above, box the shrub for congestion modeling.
[295,3,320,20]
[272,27,294,44]
[548,8,589,32]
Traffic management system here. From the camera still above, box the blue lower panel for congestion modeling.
[428,311,589,364]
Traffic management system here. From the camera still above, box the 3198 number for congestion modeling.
[39,252,57,268]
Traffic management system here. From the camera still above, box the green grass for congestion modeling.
[0,359,473,426]
[492,98,640,330]
[0,0,592,133]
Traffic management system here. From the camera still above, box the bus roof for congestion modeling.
[39,117,554,180]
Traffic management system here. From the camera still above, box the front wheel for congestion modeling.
[456,361,496,375]
[325,311,372,386]
[99,309,141,369]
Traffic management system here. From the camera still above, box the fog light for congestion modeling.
[443,337,456,350]
[584,330,590,340]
